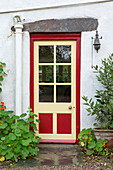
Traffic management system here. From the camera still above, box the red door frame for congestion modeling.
[30,33,81,144]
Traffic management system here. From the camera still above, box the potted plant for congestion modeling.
[82,54,113,148]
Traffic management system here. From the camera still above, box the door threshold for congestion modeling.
[40,139,76,143]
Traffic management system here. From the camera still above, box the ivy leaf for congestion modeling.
[1,137,5,140]
[9,133,16,140]
[86,150,94,155]
[29,112,34,116]
[23,125,29,132]
[12,115,19,120]
[109,124,113,128]
[93,123,97,126]
[14,146,21,153]
[3,130,8,134]
[21,150,29,158]
[20,113,27,117]
[11,123,17,129]
[1,62,6,66]
[6,152,14,160]
[36,119,40,123]
[30,123,38,131]
[102,151,105,156]
[0,123,8,129]
[0,67,3,72]
[2,150,7,156]
[34,114,38,117]
[0,88,2,93]
[84,135,88,140]
[88,141,96,149]
[21,139,31,146]
[104,139,108,144]
[14,129,21,136]
[0,76,3,81]
[1,144,7,149]
[28,118,34,122]
[6,117,13,123]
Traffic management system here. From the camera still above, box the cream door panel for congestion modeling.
[34,41,76,140]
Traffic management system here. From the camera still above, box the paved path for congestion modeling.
[1,144,112,169]
[16,144,83,168]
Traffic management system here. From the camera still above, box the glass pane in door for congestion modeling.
[39,65,54,83]
[56,65,71,83]
[56,45,71,63]
[56,85,71,102]
[39,85,54,102]
[39,46,54,63]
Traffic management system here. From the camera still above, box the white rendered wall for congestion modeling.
[0,0,113,129]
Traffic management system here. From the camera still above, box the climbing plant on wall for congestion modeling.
[0,62,7,93]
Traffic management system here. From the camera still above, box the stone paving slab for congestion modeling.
[16,144,83,168]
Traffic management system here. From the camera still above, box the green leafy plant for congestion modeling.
[82,54,113,129]
[0,105,41,162]
[78,128,108,155]
[0,61,41,162]
[0,62,7,93]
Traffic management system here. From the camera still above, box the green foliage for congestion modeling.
[0,106,41,162]
[0,62,7,93]
[82,54,113,129]
[0,61,41,162]
[78,128,109,156]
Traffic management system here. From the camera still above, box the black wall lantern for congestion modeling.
[91,30,102,68]
[92,30,102,53]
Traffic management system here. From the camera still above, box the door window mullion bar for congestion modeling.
[54,45,56,104]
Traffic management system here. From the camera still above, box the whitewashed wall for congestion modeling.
[0,0,113,129]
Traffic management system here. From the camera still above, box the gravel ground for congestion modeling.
[0,156,113,170]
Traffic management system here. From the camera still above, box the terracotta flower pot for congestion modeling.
[93,128,113,148]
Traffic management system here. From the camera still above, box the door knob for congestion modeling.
[68,106,72,110]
